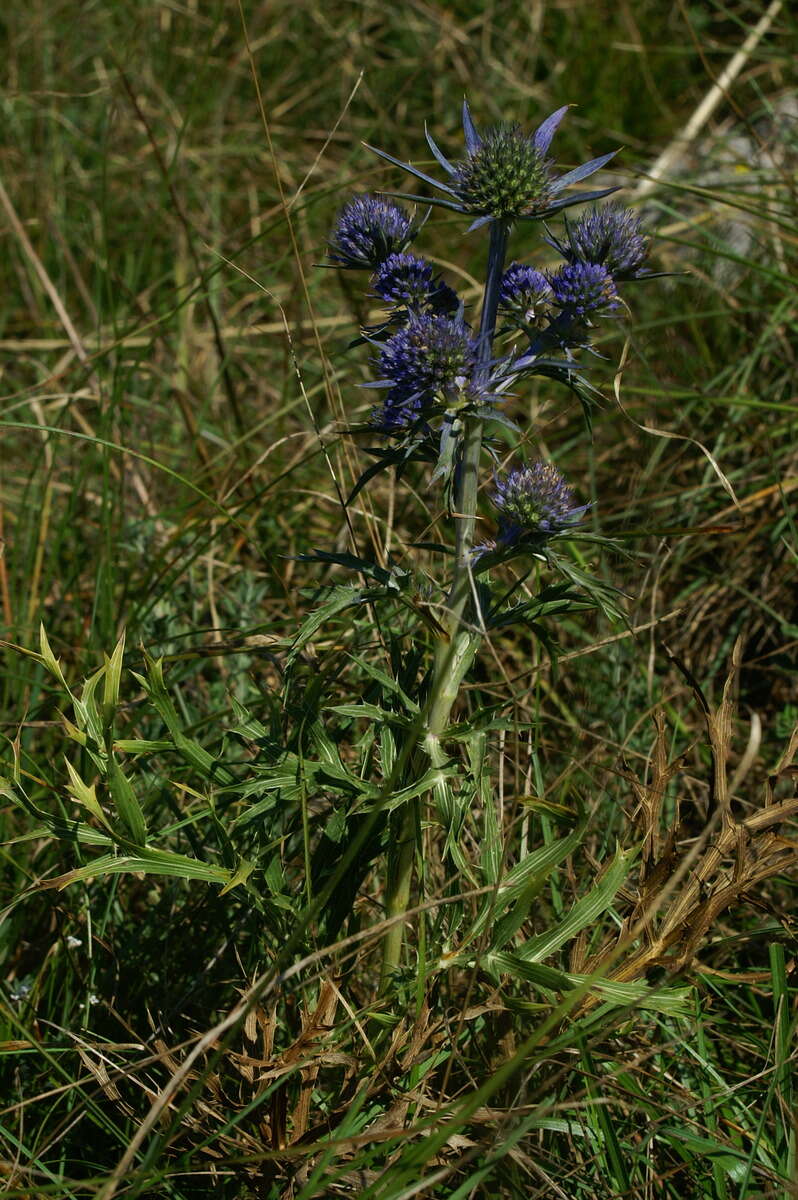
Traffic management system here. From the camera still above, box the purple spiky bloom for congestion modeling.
[373,252,459,314]
[329,195,416,269]
[551,203,650,280]
[499,262,553,322]
[492,460,587,545]
[549,261,618,317]
[377,313,477,403]
[366,101,619,227]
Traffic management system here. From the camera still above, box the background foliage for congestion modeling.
[0,1,795,1196]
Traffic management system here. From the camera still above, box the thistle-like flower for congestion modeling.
[549,261,618,318]
[499,262,553,323]
[547,203,650,280]
[368,312,479,433]
[329,194,418,269]
[491,460,587,546]
[366,101,618,228]
[376,313,476,404]
[373,252,459,314]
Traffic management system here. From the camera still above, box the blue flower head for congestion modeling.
[499,262,553,323]
[369,313,479,433]
[366,101,618,227]
[492,460,587,546]
[377,313,477,405]
[329,195,417,269]
[549,203,650,280]
[373,252,459,314]
[549,261,618,318]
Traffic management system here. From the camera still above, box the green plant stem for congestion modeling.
[427,216,510,752]
[380,218,510,988]
[378,796,418,992]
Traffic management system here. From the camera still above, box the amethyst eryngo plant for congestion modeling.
[325,101,656,985]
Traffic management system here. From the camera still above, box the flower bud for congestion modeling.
[491,460,586,545]
[329,195,416,269]
[558,204,649,280]
[499,262,553,324]
[549,261,618,317]
[373,252,459,314]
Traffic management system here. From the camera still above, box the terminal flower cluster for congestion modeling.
[326,99,656,553]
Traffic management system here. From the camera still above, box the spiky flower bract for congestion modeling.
[549,261,618,318]
[492,460,586,545]
[499,262,552,323]
[366,101,619,227]
[373,252,459,314]
[550,203,650,280]
[329,195,416,269]
[371,390,424,432]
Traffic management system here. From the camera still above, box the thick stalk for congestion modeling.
[378,796,417,992]
[380,218,510,987]
[427,216,511,750]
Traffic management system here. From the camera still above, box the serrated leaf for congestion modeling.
[61,714,87,747]
[136,654,235,785]
[296,550,400,590]
[327,702,411,727]
[218,858,255,896]
[64,760,115,833]
[113,739,174,754]
[0,777,114,848]
[38,624,70,690]
[325,808,347,844]
[481,952,692,1015]
[102,631,126,726]
[74,666,107,749]
[346,654,420,714]
[470,819,586,940]
[286,586,362,667]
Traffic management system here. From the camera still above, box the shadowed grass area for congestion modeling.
[0,1,796,1197]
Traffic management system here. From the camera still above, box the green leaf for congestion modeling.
[218,858,255,895]
[470,819,586,940]
[101,631,126,727]
[64,760,115,834]
[359,764,458,814]
[73,665,107,750]
[482,953,692,1015]
[135,654,235,785]
[327,702,411,727]
[346,654,420,713]
[286,585,362,667]
[45,847,233,890]
[38,624,70,691]
[296,550,403,590]
[0,777,114,848]
[107,755,148,846]
[515,844,634,963]
[325,808,347,844]
[113,739,174,754]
